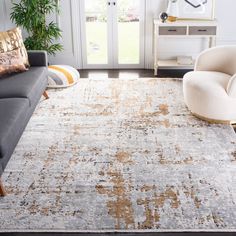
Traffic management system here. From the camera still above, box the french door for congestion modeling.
[79,0,145,69]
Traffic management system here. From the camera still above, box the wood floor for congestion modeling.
[79,69,192,79]
[1,232,235,236]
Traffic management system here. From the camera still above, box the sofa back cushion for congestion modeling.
[0,49,27,76]
[0,27,29,67]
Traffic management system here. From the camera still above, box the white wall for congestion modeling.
[0,0,15,30]
[215,0,236,45]
[1,0,236,69]
[0,0,81,67]
[145,0,236,68]
[47,0,82,67]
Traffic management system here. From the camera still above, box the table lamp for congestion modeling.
[167,0,179,22]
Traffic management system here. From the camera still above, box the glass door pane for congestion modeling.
[117,0,141,64]
[84,0,108,64]
[80,0,144,68]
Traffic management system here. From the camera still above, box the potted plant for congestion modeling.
[10,0,63,55]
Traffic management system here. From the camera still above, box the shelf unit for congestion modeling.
[157,59,195,69]
[153,19,218,75]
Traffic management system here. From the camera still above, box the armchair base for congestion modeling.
[192,112,236,125]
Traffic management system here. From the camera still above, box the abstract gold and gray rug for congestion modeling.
[1,78,236,232]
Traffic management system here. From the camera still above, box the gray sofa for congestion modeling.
[0,51,48,196]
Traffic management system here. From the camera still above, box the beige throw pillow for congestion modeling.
[0,48,27,76]
[0,27,29,67]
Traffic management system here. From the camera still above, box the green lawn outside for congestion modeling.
[86,22,140,65]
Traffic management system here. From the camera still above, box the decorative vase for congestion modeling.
[159,12,169,23]
[168,16,178,22]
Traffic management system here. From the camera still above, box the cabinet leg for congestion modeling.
[154,67,158,76]
[154,65,158,76]
[213,37,216,47]
[209,37,216,48]
[0,178,6,197]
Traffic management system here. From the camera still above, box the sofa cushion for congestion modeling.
[0,48,28,76]
[0,67,47,105]
[0,98,29,159]
[0,27,29,67]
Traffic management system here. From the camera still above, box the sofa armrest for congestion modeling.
[227,74,236,98]
[27,50,48,67]
[195,46,236,76]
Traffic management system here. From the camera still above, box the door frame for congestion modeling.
[79,0,146,69]
[79,0,114,69]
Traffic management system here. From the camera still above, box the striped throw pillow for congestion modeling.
[48,65,80,88]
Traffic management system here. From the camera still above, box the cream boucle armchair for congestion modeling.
[183,46,236,124]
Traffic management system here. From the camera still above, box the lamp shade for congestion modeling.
[166,0,179,18]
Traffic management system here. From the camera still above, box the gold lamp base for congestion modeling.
[168,16,178,22]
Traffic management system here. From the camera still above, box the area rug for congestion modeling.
[1,78,236,232]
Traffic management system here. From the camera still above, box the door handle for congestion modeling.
[108,2,116,6]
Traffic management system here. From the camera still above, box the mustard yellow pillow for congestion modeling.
[0,48,27,77]
[0,27,29,67]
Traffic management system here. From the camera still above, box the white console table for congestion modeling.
[153,20,218,76]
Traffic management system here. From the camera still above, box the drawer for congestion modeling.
[159,26,187,35]
[189,26,217,35]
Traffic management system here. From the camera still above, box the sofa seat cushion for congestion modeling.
[0,67,47,105]
[0,98,29,159]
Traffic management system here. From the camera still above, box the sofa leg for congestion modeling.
[0,178,6,197]
[43,91,49,100]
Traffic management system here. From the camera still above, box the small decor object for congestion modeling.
[178,0,215,20]
[177,56,193,65]
[0,49,28,76]
[167,0,179,22]
[159,12,169,23]
[48,65,80,88]
[10,0,63,55]
[0,27,29,67]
